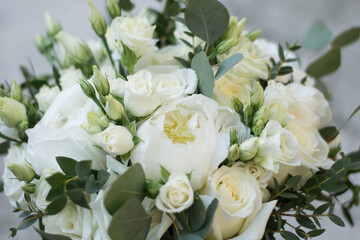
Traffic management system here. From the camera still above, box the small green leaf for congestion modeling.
[280,231,300,240]
[160,165,171,182]
[108,198,151,240]
[121,42,137,74]
[286,175,302,188]
[191,51,214,98]
[214,54,243,80]
[34,227,72,240]
[314,203,330,215]
[278,44,285,61]
[329,214,345,227]
[332,27,360,48]
[319,126,339,142]
[56,156,77,176]
[194,198,219,238]
[347,162,360,171]
[296,216,316,229]
[67,189,90,209]
[46,195,67,215]
[280,192,298,199]
[188,194,206,232]
[320,180,347,193]
[75,160,92,181]
[306,48,341,78]
[341,206,354,226]
[46,186,65,202]
[104,164,146,215]
[85,174,98,194]
[97,170,110,189]
[185,0,229,45]
[18,215,38,230]
[308,229,325,237]
[46,173,66,189]
[174,57,190,68]
[303,20,332,52]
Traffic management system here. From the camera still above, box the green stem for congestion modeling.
[101,36,115,67]
[270,186,289,201]
[0,132,22,144]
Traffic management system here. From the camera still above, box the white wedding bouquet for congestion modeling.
[1,0,360,239]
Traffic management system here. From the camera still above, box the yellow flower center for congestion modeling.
[163,110,196,144]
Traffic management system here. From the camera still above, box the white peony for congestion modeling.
[124,67,198,117]
[111,16,156,57]
[156,172,194,213]
[34,167,58,212]
[254,120,300,173]
[2,143,29,207]
[26,85,106,173]
[44,202,94,240]
[131,94,247,190]
[59,66,84,90]
[35,85,60,112]
[91,123,134,157]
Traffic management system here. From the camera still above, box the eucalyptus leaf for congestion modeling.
[185,0,229,45]
[34,227,72,240]
[67,188,90,209]
[75,160,92,181]
[303,20,332,52]
[306,48,341,78]
[332,27,360,48]
[191,51,214,98]
[188,194,206,232]
[56,156,77,176]
[104,163,146,215]
[46,173,66,189]
[97,170,110,189]
[85,174,98,194]
[214,54,243,80]
[108,198,151,240]
[320,180,347,193]
[46,195,67,215]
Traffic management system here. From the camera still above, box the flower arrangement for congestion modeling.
[1,0,360,240]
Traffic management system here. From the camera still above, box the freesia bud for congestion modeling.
[230,128,238,145]
[239,137,259,161]
[88,0,107,37]
[10,80,23,102]
[105,95,125,121]
[0,97,27,128]
[231,96,244,120]
[79,78,96,100]
[250,82,264,111]
[7,162,36,182]
[22,183,36,194]
[228,143,241,162]
[107,0,121,19]
[92,65,110,96]
[146,180,163,199]
[44,11,62,37]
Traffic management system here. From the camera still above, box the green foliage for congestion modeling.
[306,48,341,79]
[0,180,3,193]
[191,51,214,98]
[34,227,71,240]
[303,20,332,52]
[160,165,171,182]
[118,0,134,12]
[214,54,243,80]
[121,42,137,74]
[108,198,151,240]
[0,141,10,154]
[185,0,229,45]
[104,163,146,215]
[332,27,360,48]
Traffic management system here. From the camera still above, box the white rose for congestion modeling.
[60,66,84,90]
[26,85,106,173]
[243,162,272,189]
[44,202,94,240]
[124,67,198,117]
[254,120,300,173]
[34,167,58,212]
[91,123,134,156]
[2,143,29,207]
[111,16,156,57]
[89,190,112,240]
[35,85,60,112]
[131,94,246,190]
[201,164,262,239]
[156,172,194,213]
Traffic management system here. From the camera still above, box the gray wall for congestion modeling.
[0,0,359,239]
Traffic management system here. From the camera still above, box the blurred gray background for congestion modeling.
[0,0,359,239]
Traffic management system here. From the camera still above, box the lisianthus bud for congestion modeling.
[253,119,265,136]
[228,143,241,162]
[44,11,62,37]
[88,0,107,37]
[7,162,36,182]
[10,80,23,102]
[230,128,238,145]
[105,95,125,121]
[239,137,259,161]
[246,29,262,42]
[146,180,163,199]
[231,96,244,120]
[250,82,264,111]
[107,0,121,19]
[35,34,53,54]
[21,183,36,194]
[56,31,93,64]
[92,66,110,96]
[0,97,27,128]
[82,110,110,134]
[79,78,96,100]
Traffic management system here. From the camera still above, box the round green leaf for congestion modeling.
[306,48,341,79]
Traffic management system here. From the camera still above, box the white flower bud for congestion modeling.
[10,80,23,102]
[0,97,27,128]
[44,11,62,37]
[21,183,36,194]
[228,143,241,162]
[92,65,110,96]
[7,162,36,182]
[107,0,121,19]
[88,0,107,37]
[105,95,125,122]
[239,137,259,161]
[250,82,264,111]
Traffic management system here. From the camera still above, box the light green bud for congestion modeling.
[231,96,244,120]
[246,29,262,42]
[230,128,238,145]
[92,66,110,96]
[79,78,97,100]
[10,80,23,102]
[0,97,27,128]
[250,82,264,111]
[21,183,36,194]
[146,180,163,199]
[7,162,36,182]
[216,39,234,55]
[82,110,110,134]
[107,0,121,19]
[228,143,241,162]
[17,120,29,134]
[252,119,265,136]
[237,18,247,35]
[44,11,62,37]
[56,31,93,64]
[105,95,125,122]
[35,34,53,54]
[88,0,107,37]
[121,42,138,74]
[239,137,259,161]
